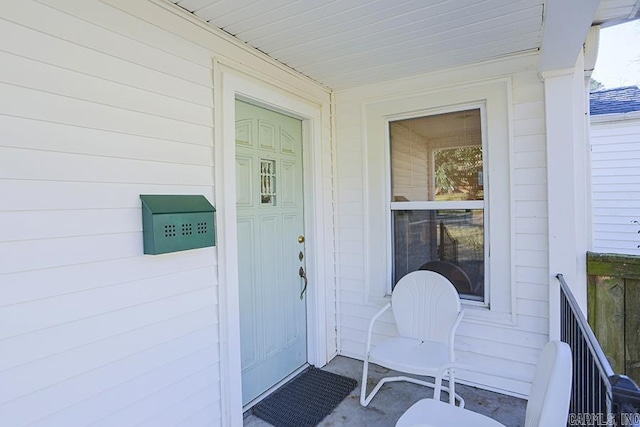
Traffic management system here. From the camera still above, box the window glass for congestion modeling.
[391,109,482,202]
[434,146,483,201]
[392,209,484,300]
[390,108,485,301]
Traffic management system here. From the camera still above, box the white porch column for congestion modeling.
[543,51,591,340]
[583,26,600,252]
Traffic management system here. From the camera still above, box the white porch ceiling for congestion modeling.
[169,0,640,90]
[596,0,640,26]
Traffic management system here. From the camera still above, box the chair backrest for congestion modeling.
[392,271,461,344]
[419,260,473,296]
[525,341,573,427]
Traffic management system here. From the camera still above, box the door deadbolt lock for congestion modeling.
[298,235,305,243]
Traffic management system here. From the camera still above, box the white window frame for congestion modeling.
[388,104,489,305]
[363,79,515,324]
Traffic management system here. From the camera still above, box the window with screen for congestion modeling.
[390,108,486,301]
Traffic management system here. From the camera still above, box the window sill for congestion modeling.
[461,302,517,326]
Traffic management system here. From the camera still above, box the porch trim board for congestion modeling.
[542,51,591,341]
[215,61,332,425]
[361,78,515,324]
[539,0,600,73]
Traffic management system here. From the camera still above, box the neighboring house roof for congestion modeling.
[590,86,640,115]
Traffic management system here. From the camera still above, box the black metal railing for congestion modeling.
[557,273,640,426]
[438,221,458,262]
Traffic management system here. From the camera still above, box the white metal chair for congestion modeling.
[395,340,573,427]
[360,270,465,407]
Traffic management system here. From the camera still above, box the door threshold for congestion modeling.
[242,363,310,413]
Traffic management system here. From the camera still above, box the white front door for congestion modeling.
[235,100,308,406]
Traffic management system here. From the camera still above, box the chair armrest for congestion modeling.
[364,302,392,354]
[433,361,530,402]
[448,310,465,360]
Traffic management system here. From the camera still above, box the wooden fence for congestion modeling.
[587,251,640,384]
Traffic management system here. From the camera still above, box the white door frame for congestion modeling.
[214,62,329,426]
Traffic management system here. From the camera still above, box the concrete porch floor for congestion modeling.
[244,355,527,426]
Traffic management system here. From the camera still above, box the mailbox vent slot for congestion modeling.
[164,224,176,238]
[182,223,193,236]
[141,195,216,255]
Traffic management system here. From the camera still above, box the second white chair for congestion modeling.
[360,270,465,406]
[395,340,573,427]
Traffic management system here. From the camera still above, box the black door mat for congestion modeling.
[252,367,358,427]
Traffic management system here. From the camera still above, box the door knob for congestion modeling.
[298,235,305,243]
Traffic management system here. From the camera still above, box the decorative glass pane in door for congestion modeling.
[260,159,276,205]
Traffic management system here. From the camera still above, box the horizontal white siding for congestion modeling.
[0,1,332,426]
[591,118,640,255]
[334,54,549,397]
[0,1,219,425]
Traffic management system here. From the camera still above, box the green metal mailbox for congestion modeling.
[140,195,215,255]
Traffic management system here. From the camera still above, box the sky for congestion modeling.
[591,20,640,89]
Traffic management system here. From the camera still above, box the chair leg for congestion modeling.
[361,356,395,406]
[361,368,465,407]
[361,375,396,407]
[360,356,371,406]
[398,376,464,407]
[434,371,465,408]
[449,370,456,406]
